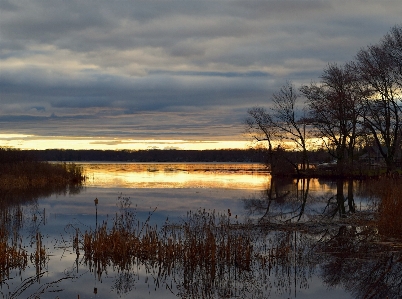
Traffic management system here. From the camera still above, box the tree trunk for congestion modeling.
[336,179,346,217]
[347,179,355,213]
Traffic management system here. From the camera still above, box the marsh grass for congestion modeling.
[81,207,253,275]
[0,225,28,283]
[0,147,85,192]
[369,178,402,238]
[75,192,402,298]
[78,200,315,297]
[2,191,401,298]
[0,161,85,191]
[0,207,48,285]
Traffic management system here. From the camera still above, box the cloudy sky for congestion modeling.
[1,0,401,150]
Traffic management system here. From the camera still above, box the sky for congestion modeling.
[1,0,401,150]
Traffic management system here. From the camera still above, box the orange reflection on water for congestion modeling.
[79,162,270,189]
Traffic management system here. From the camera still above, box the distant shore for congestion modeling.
[22,148,267,163]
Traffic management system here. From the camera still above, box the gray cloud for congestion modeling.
[1,0,401,147]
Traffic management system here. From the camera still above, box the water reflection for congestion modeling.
[0,204,76,299]
[0,177,83,299]
[81,162,269,189]
[80,206,316,298]
[318,225,402,299]
[77,203,402,299]
[0,183,82,209]
[1,163,401,298]
[244,177,369,224]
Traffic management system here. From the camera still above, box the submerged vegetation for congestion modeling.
[0,171,401,298]
[75,182,402,299]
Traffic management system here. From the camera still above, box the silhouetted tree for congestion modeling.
[245,107,277,169]
[246,82,310,175]
[272,81,309,172]
[301,63,365,176]
[353,25,402,173]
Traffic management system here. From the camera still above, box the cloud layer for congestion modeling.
[1,0,401,148]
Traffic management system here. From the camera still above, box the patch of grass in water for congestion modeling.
[0,161,85,190]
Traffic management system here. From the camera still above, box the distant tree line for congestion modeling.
[0,147,36,163]
[25,148,268,163]
[246,25,402,176]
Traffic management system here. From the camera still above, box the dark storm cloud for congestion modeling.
[1,64,273,112]
[1,0,401,143]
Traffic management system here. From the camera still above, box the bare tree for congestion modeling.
[246,107,276,152]
[353,26,402,173]
[246,82,310,175]
[300,63,364,176]
[383,25,402,89]
[245,107,277,168]
[271,81,309,172]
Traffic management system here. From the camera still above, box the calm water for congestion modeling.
[1,163,400,299]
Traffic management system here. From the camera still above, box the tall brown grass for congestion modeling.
[81,208,253,278]
[0,161,85,191]
[1,147,85,191]
[78,202,318,298]
[364,178,402,238]
[376,179,402,237]
[0,207,47,283]
[0,225,28,282]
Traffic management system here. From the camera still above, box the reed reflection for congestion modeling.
[2,163,401,299]
[3,190,401,299]
[0,204,54,299]
[76,194,400,299]
[0,181,83,298]
[79,200,317,298]
[243,177,312,223]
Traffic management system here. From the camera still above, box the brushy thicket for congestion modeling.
[377,180,402,237]
[365,178,402,238]
[0,148,84,190]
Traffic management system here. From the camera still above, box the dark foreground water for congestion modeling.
[1,163,401,299]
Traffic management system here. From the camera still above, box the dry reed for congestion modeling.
[0,226,28,283]
[373,179,402,237]
[1,206,48,284]
[1,162,84,188]
[78,203,317,299]
[0,148,85,192]
[80,208,254,282]
[361,178,402,238]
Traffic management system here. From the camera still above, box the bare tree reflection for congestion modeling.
[244,177,311,223]
[316,225,402,299]
[2,183,401,298]
[321,179,360,218]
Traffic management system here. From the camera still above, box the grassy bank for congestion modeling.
[0,148,85,191]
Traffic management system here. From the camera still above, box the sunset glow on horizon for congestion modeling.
[0,134,251,151]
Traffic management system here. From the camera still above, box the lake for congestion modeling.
[1,163,401,299]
